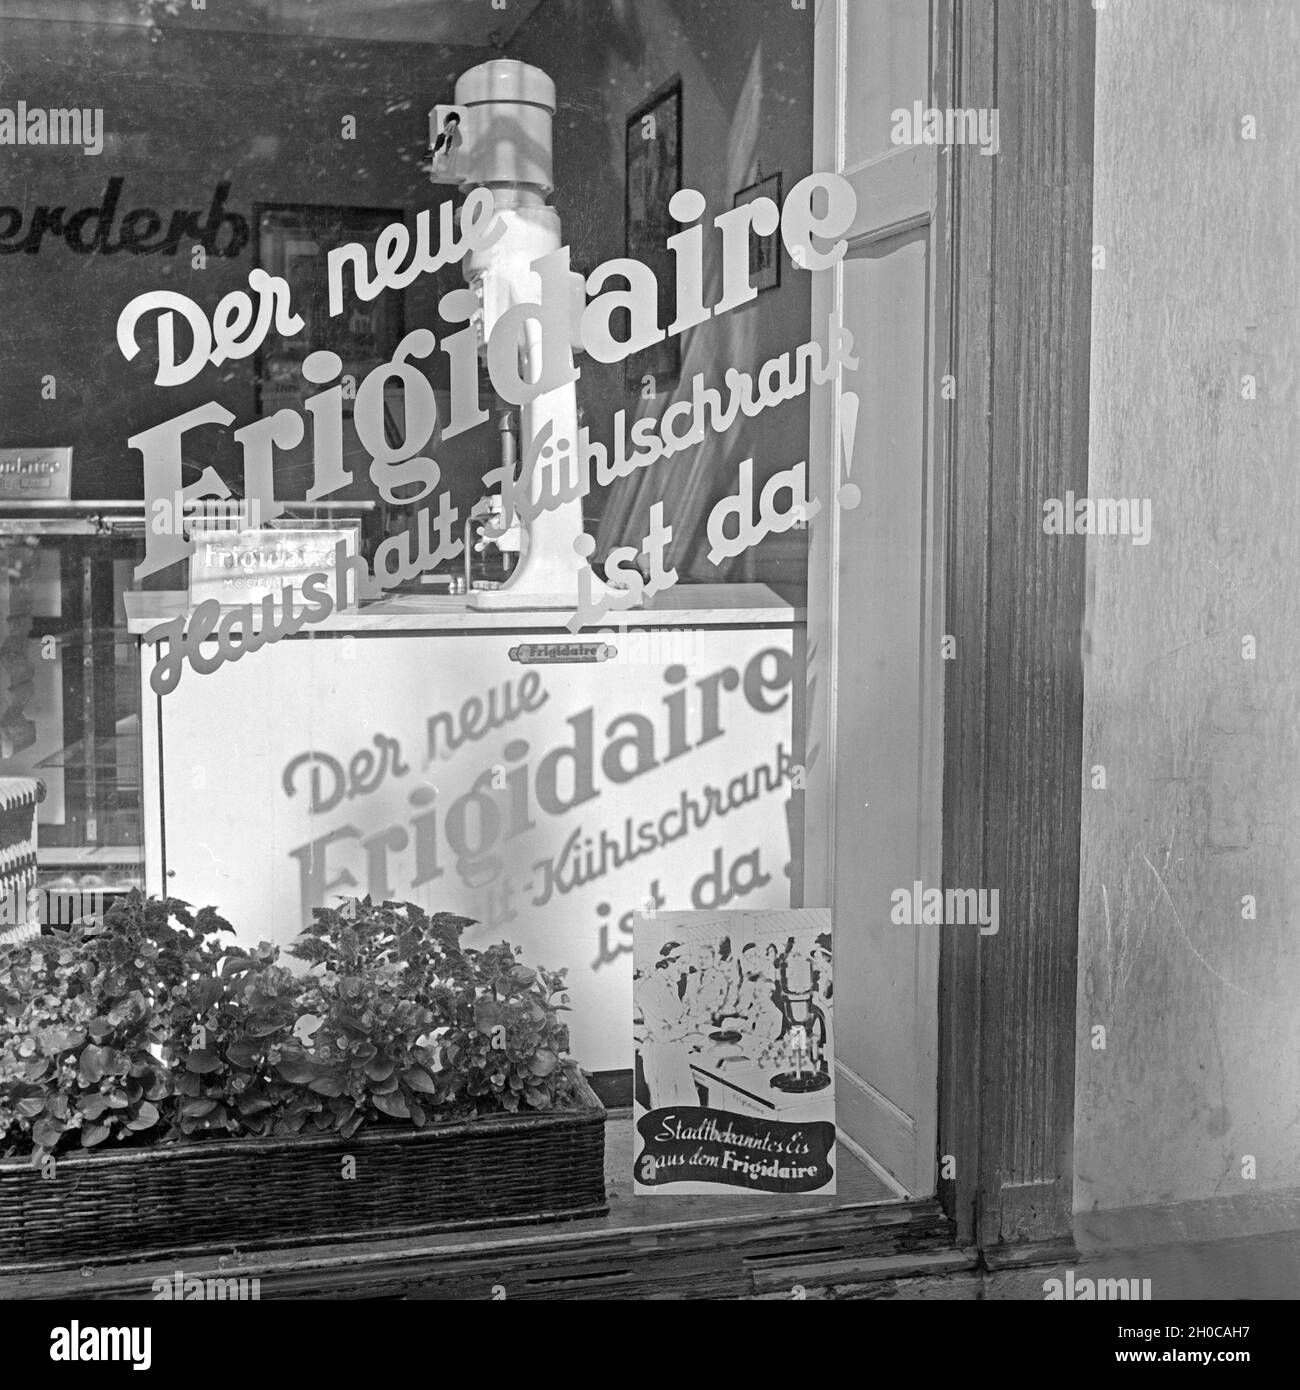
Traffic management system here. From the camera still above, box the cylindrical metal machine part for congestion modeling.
[453,59,556,194]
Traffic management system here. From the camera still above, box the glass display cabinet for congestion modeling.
[1,503,146,898]
[2,499,382,905]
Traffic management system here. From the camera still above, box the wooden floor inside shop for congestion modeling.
[2,1114,965,1300]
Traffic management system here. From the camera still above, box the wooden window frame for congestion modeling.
[933,0,1096,1251]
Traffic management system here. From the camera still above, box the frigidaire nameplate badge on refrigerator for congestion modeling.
[0,447,72,500]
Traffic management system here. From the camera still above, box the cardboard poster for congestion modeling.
[633,908,835,1195]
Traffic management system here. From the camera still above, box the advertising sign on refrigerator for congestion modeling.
[154,623,799,1074]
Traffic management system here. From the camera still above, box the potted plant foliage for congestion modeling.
[0,892,605,1270]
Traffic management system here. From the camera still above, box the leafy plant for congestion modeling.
[1,893,584,1163]
[168,945,305,1140]
[0,892,233,1163]
[280,899,579,1131]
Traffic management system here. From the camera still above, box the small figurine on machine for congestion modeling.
[766,939,831,1093]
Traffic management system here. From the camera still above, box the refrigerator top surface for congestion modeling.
[125,584,804,636]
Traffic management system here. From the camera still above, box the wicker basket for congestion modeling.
[0,1074,606,1271]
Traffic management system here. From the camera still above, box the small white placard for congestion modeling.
[188,525,357,609]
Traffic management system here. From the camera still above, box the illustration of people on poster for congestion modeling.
[633,908,836,1195]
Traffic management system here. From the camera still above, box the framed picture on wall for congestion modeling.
[733,172,782,294]
[624,77,682,392]
[254,204,405,417]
